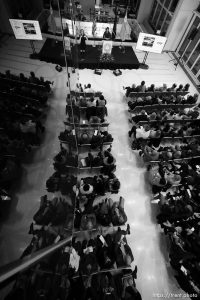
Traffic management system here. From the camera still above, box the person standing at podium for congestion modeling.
[79,29,88,56]
[103,27,112,40]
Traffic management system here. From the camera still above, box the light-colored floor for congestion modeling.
[0,36,198,299]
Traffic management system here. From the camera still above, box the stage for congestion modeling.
[39,39,140,70]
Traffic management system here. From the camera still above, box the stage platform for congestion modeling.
[39,39,140,70]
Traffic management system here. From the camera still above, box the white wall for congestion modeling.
[164,0,199,51]
[136,0,154,24]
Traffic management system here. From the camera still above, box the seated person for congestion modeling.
[84,83,95,93]
[136,125,150,140]
[183,83,190,91]
[110,196,127,226]
[136,81,146,93]
[176,84,183,92]
[96,95,107,106]
[147,84,155,92]
[142,145,160,162]
[79,180,94,195]
[87,97,96,107]
[124,84,137,97]
[103,27,112,40]
[113,227,133,268]
[131,110,148,123]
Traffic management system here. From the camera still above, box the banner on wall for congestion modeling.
[102,41,113,54]
[9,19,42,40]
[136,32,167,54]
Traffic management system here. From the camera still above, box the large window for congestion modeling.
[177,12,200,83]
[149,0,179,36]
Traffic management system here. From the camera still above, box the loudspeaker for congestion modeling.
[113,69,122,76]
[188,28,198,40]
[94,69,102,75]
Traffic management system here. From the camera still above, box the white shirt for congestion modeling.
[136,126,150,139]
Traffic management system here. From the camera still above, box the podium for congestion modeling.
[102,40,113,54]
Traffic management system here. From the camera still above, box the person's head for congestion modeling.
[132,84,136,88]
[88,83,91,88]
[106,27,109,32]
[83,184,90,191]
[172,83,177,88]
[80,29,84,35]
[100,95,104,100]
[151,84,155,88]
[86,264,92,273]
[20,73,25,78]
[107,156,114,164]
[178,84,183,89]
[141,81,145,86]
[163,83,167,89]
[184,83,190,90]
[30,71,35,77]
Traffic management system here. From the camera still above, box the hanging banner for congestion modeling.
[64,37,71,51]
[9,19,42,40]
[102,40,113,54]
[136,32,167,54]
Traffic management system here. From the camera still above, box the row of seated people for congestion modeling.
[59,128,113,148]
[53,146,116,172]
[46,172,121,195]
[127,94,198,110]
[30,191,126,233]
[124,81,190,96]
[67,95,107,108]
[74,83,96,93]
[0,70,53,91]
[24,223,133,274]
[146,159,200,295]
[129,105,200,122]
[5,267,140,300]
[66,102,107,121]
[66,114,106,125]
[0,102,46,160]
[128,104,200,149]
[129,122,200,144]
[0,77,49,104]
[139,140,200,162]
